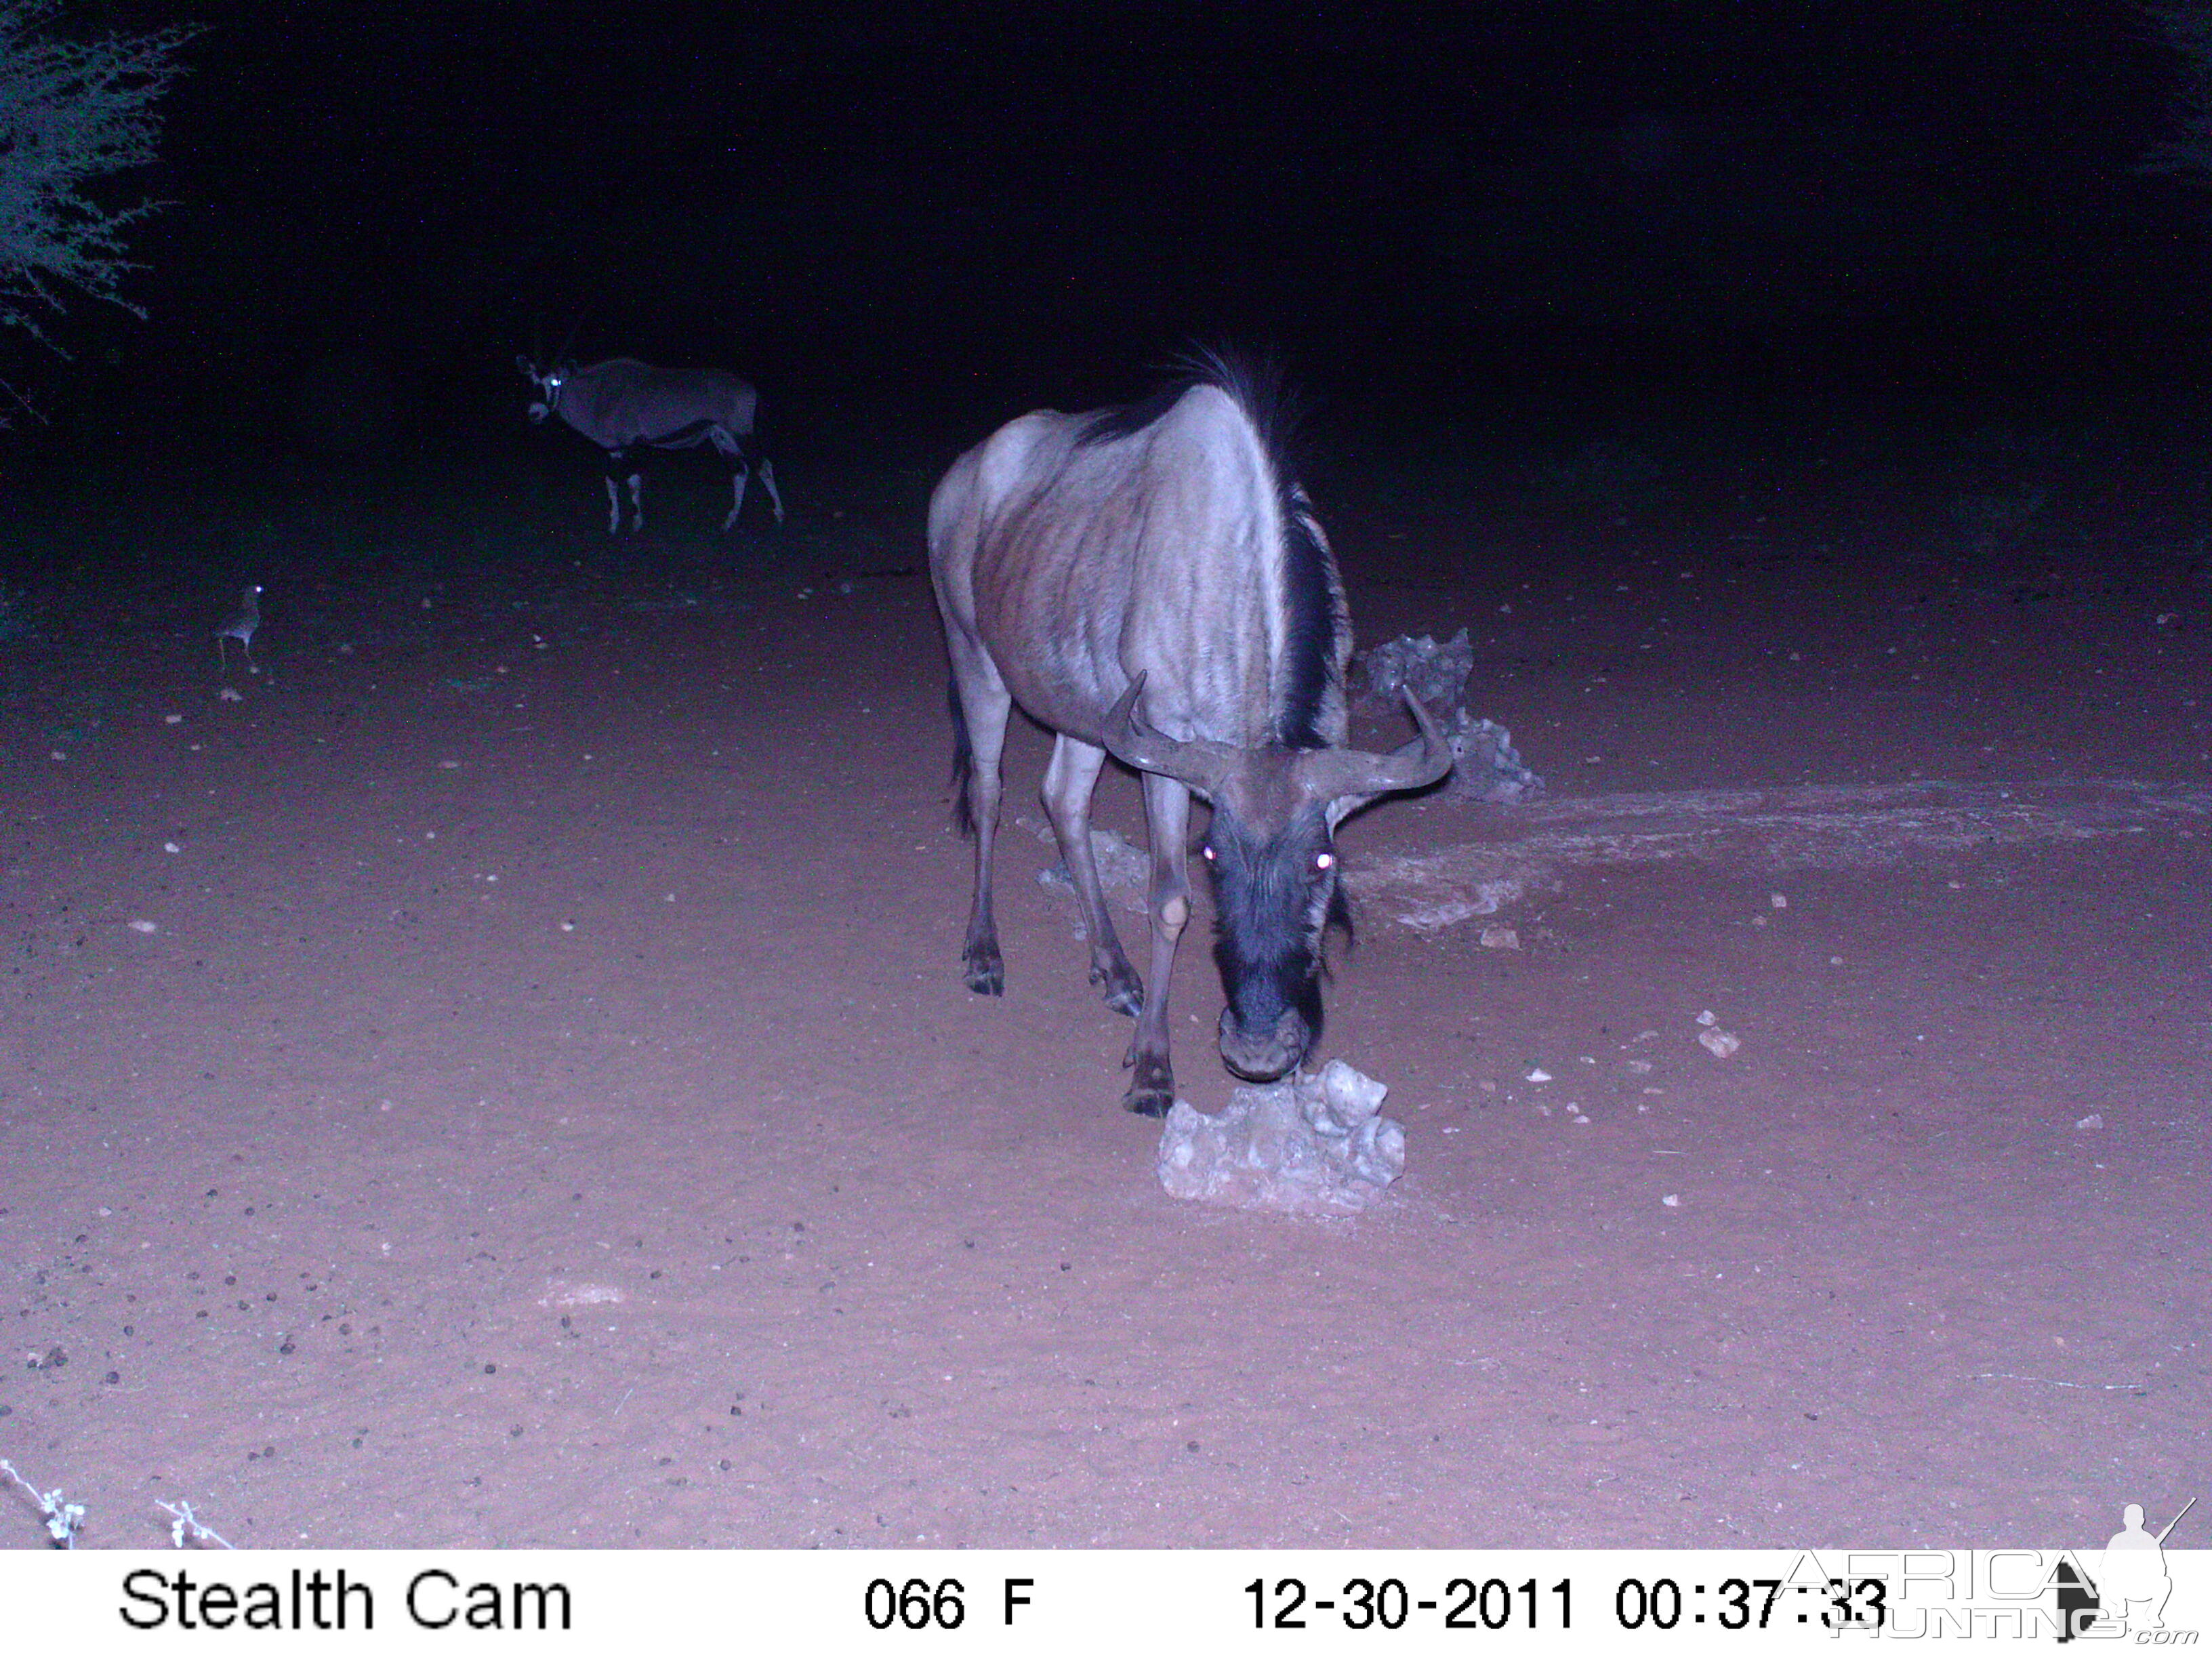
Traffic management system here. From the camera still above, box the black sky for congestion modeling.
[45,0,2212,456]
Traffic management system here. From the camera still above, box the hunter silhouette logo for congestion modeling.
[2057,1495,2195,1641]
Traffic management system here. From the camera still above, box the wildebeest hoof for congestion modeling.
[1089,960,1143,1017]
[1122,1080,1174,1118]
[962,955,1004,996]
[1122,1053,1174,1116]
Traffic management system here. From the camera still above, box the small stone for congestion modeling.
[1478,925,1519,950]
[1315,1058,1389,1123]
[1694,1009,1717,1026]
[128,920,158,935]
[1662,1193,1681,1208]
[1526,1067,1552,1082]
[1698,1028,1741,1060]
[164,714,183,725]
[1769,893,1788,909]
[2074,1113,2104,1131]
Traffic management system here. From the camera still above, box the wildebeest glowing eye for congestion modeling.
[1200,844,1215,861]
[1315,851,1335,870]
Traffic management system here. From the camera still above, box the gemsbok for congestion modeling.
[518,356,785,535]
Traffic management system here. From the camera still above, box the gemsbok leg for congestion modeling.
[724,459,752,531]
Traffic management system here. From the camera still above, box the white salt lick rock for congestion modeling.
[1157,1059,1408,1216]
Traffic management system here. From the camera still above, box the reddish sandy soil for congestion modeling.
[1,451,2205,1550]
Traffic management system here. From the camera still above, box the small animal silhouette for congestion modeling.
[215,584,262,671]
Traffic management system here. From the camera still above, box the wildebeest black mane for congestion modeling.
[1076,350,1339,750]
[1073,377,1195,447]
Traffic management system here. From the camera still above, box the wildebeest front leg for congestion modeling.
[626,472,646,534]
[947,633,1012,996]
[602,475,622,537]
[1122,772,1193,1117]
[1041,735,1143,1016]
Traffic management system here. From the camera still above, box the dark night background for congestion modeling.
[14,0,2210,476]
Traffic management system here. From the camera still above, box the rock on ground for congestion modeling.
[1157,1060,1406,1216]
[1353,629,1544,802]
[1357,629,1475,710]
[1442,709,1544,803]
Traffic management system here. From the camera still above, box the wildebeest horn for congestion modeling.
[1101,674,1244,795]
[1295,690,1453,806]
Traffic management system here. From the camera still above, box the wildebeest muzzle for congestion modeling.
[1218,1006,1311,1082]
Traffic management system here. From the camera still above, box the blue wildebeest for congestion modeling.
[928,357,1451,1115]
[517,356,786,535]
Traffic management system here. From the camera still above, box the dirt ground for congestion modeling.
[1,446,2205,1550]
